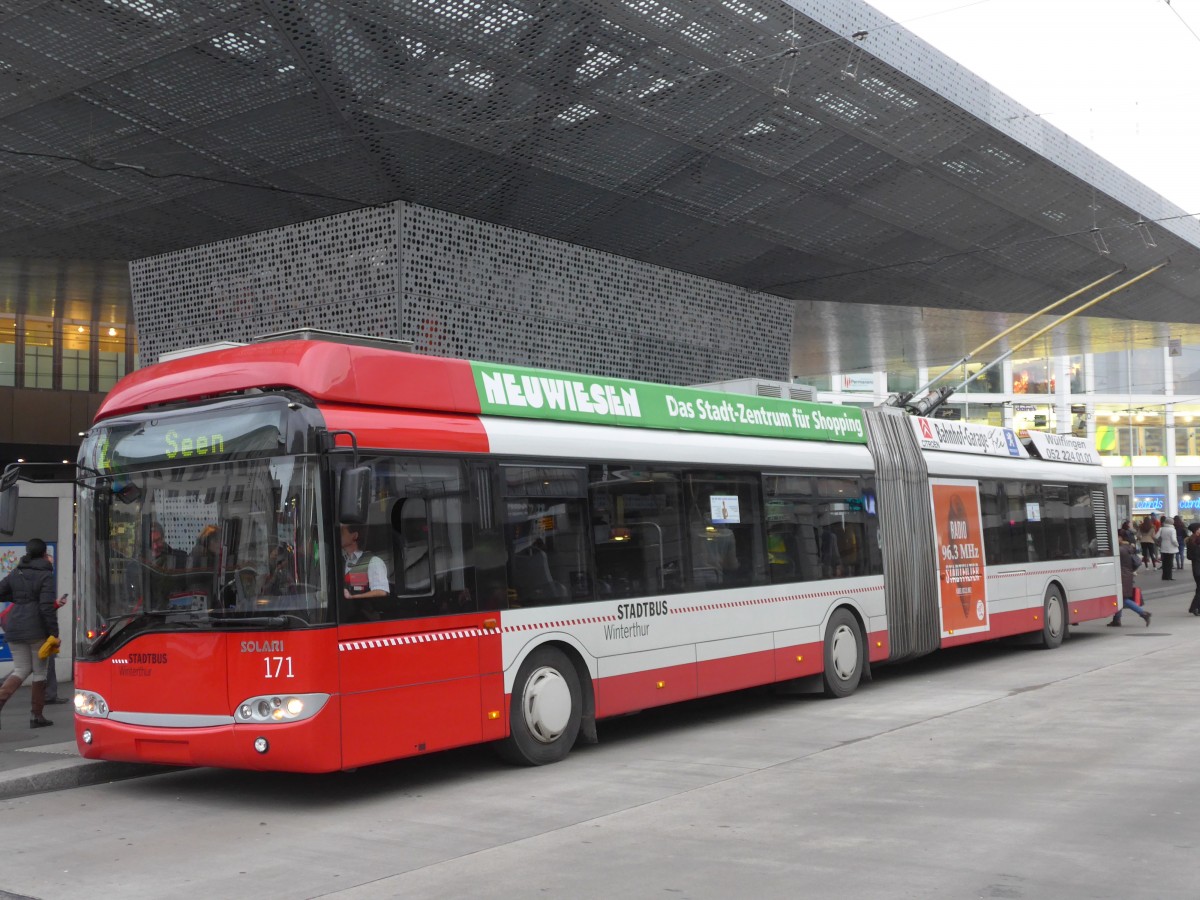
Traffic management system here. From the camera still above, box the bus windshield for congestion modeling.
[76,455,329,657]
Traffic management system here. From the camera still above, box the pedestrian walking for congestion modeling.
[0,538,60,727]
[1109,535,1151,627]
[1137,516,1157,568]
[1175,515,1188,569]
[1187,523,1200,616]
[1159,516,1179,581]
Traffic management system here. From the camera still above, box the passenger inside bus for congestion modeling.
[261,543,297,596]
[187,524,221,571]
[142,521,187,608]
[819,522,841,578]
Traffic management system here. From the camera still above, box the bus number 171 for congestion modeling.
[264,656,294,679]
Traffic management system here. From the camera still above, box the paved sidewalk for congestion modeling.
[0,682,168,800]
[0,577,1195,799]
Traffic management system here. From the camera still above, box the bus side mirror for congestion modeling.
[0,466,19,536]
[338,466,371,525]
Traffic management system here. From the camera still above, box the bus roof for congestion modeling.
[97,339,869,445]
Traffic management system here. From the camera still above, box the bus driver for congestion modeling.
[341,524,389,602]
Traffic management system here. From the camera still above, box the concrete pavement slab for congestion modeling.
[0,579,1193,800]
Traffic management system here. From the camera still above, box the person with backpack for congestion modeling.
[0,538,60,728]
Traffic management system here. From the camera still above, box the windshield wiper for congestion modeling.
[89,609,187,653]
[208,614,308,628]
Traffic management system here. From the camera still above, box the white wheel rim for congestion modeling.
[521,666,572,743]
[1046,593,1064,637]
[830,625,859,681]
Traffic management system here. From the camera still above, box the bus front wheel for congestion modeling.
[822,608,864,698]
[497,646,582,766]
[1038,585,1066,649]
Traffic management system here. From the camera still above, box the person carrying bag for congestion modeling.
[0,538,60,728]
[1109,535,1151,627]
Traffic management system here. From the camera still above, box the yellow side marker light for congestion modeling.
[795,655,803,663]
[656,681,666,689]
[487,710,500,720]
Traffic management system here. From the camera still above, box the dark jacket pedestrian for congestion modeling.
[1109,538,1150,627]
[0,538,60,728]
[1187,523,1200,616]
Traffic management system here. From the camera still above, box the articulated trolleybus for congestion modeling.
[54,332,1117,772]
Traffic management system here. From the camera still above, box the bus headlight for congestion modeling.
[74,690,110,718]
[234,693,329,724]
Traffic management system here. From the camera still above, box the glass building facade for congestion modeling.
[806,343,1198,526]
[0,258,136,467]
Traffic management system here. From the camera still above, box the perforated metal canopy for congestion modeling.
[1,0,1197,372]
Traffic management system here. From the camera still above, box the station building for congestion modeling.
[3,0,1200,524]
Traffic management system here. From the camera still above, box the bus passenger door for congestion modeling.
[334,455,498,769]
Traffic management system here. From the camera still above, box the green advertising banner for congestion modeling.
[470,362,867,444]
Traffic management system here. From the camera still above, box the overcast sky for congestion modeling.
[864,0,1200,218]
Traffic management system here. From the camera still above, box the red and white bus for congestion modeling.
[41,331,1117,772]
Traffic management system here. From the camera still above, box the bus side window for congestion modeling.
[683,471,766,589]
[1068,484,1100,557]
[393,498,432,596]
[763,474,819,585]
[589,464,686,600]
[502,465,592,608]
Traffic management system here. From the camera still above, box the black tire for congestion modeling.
[822,608,864,698]
[1038,585,1066,649]
[497,645,583,766]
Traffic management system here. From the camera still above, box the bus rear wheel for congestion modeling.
[497,646,582,766]
[1039,585,1066,649]
[822,608,864,698]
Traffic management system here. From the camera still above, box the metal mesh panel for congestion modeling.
[130,204,401,364]
[130,200,792,383]
[399,202,790,382]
